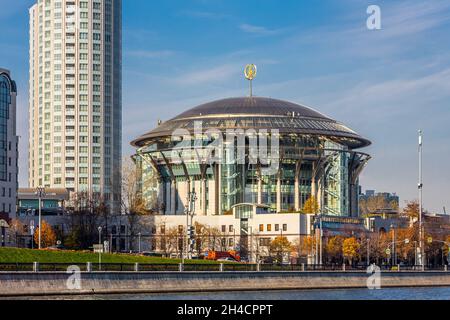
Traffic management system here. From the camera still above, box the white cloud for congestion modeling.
[239,23,281,36]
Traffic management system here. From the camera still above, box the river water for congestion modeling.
[21,287,450,300]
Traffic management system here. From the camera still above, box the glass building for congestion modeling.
[0,69,19,218]
[131,97,371,218]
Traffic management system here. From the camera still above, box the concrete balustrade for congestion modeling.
[2,271,450,297]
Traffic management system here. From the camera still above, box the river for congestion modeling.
[15,287,450,300]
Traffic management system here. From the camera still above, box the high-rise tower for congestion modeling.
[29,0,122,211]
[0,68,19,219]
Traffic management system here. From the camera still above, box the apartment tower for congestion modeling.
[29,0,122,211]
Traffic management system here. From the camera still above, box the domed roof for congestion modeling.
[173,97,331,120]
[131,97,371,149]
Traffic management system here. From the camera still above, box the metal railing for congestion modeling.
[0,263,448,273]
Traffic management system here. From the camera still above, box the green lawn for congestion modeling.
[0,248,218,264]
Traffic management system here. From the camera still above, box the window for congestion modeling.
[229,225,233,233]
[221,225,226,233]
[267,224,272,232]
[283,224,287,232]
[259,224,264,232]
[0,74,10,181]
[275,224,279,232]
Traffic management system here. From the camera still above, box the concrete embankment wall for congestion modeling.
[2,271,450,297]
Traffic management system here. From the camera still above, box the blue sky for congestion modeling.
[1,0,450,213]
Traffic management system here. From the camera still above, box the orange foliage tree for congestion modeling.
[34,221,56,248]
[343,237,360,265]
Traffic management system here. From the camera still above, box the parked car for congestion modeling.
[217,257,237,262]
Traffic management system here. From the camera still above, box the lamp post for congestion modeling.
[138,232,142,253]
[367,238,370,266]
[183,189,197,264]
[418,130,424,267]
[98,226,102,271]
[319,214,323,266]
[390,224,396,265]
[30,225,35,249]
[35,187,46,249]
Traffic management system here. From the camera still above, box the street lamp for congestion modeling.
[390,224,396,265]
[418,130,424,267]
[367,238,370,266]
[30,225,35,249]
[138,232,142,253]
[98,226,102,270]
[183,189,197,264]
[35,187,46,249]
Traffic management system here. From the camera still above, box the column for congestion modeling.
[294,161,301,211]
[201,178,207,216]
[157,181,164,214]
[257,177,263,205]
[165,181,171,215]
[276,172,282,213]
[317,176,322,212]
[170,180,177,215]
[311,162,316,200]
[217,164,222,215]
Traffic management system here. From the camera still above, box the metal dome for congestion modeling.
[131,97,371,149]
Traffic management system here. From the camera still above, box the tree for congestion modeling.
[9,219,26,248]
[325,236,344,263]
[401,200,420,221]
[193,222,222,255]
[269,236,292,263]
[65,191,109,249]
[122,158,153,251]
[302,196,319,214]
[359,195,399,215]
[34,221,56,249]
[343,237,360,265]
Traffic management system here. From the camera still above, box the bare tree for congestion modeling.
[65,191,109,249]
[121,158,154,251]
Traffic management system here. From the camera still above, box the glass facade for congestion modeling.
[134,133,369,217]
[0,75,10,181]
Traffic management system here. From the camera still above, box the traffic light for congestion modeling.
[187,226,196,255]
[187,226,195,239]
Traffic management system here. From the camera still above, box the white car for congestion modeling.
[217,257,237,262]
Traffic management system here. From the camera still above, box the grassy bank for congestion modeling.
[0,248,218,264]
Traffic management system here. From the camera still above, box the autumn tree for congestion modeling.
[343,237,360,265]
[325,236,344,263]
[34,221,56,248]
[8,219,26,247]
[359,195,398,215]
[193,222,223,254]
[296,235,317,259]
[269,236,292,263]
[302,196,319,214]
[401,200,420,221]
[165,226,185,257]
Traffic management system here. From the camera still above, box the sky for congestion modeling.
[0,0,449,213]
